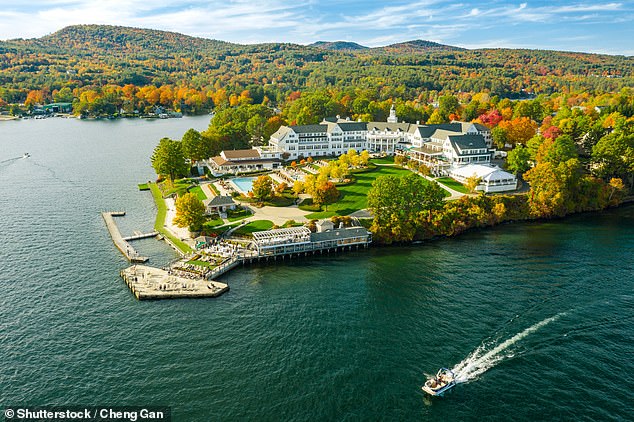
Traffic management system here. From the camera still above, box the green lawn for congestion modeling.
[436,177,470,194]
[370,156,395,165]
[189,186,207,200]
[203,218,225,229]
[306,166,415,218]
[148,183,193,254]
[227,208,252,222]
[208,183,220,195]
[188,259,214,268]
[233,220,274,236]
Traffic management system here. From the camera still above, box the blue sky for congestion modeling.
[0,0,632,55]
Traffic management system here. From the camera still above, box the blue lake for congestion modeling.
[0,116,632,421]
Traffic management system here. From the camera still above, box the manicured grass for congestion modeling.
[227,208,252,222]
[188,185,207,200]
[188,259,214,268]
[318,165,414,216]
[203,218,224,229]
[306,210,337,219]
[436,177,470,194]
[202,222,240,237]
[161,180,190,197]
[208,183,220,195]
[370,156,395,164]
[233,220,274,236]
[148,183,193,254]
[137,183,149,191]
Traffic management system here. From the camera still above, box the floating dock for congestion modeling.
[120,265,229,300]
[102,211,153,263]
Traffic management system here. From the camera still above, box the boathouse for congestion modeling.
[252,225,371,257]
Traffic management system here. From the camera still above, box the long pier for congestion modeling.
[102,211,150,263]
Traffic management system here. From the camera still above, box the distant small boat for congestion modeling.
[422,368,456,396]
[22,153,30,158]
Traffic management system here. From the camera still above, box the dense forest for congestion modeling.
[0,24,633,116]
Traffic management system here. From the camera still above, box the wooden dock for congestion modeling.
[101,211,149,263]
[120,265,229,300]
[123,231,159,241]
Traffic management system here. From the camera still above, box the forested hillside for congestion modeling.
[1,24,632,114]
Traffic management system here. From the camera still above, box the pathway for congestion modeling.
[164,197,196,247]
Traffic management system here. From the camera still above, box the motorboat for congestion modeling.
[422,368,456,396]
[22,152,30,158]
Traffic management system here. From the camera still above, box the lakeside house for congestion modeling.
[204,146,282,176]
[204,195,236,214]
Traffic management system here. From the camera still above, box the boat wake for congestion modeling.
[0,155,24,165]
[451,313,564,383]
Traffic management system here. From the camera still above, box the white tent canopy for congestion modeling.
[449,164,517,193]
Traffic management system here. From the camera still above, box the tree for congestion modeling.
[506,144,532,175]
[465,175,482,193]
[275,182,288,195]
[359,150,370,166]
[292,180,304,196]
[418,164,431,176]
[491,126,509,149]
[181,128,210,162]
[251,175,273,202]
[151,137,188,182]
[317,181,339,210]
[394,154,407,166]
[498,117,537,146]
[421,182,446,222]
[591,133,634,188]
[367,174,428,243]
[524,158,582,217]
[173,192,205,232]
[536,135,577,165]
[438,95,460,120]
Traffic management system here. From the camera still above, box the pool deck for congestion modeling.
[120,265,229,300]
[230,177,256,195]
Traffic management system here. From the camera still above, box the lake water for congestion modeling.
[1,117,632,421]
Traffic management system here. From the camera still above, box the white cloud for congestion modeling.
[0,0,631,54]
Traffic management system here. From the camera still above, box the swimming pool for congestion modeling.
[231,176,257,194]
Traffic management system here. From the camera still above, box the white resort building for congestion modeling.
[203,106,517,192]
[267,104,493,176]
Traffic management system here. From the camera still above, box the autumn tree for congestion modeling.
[498,117,537,146]
[536,135,577,165]
[275,182,288,195]
[465,175,482,193]
[173,192,206,232]
[317,181,339,210]
[367,174,429,243]
[292,180,304,196]
[251,175,273,202]
[151,137,188,182]
[524,159,582,217]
